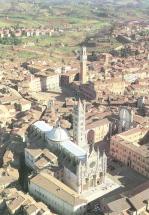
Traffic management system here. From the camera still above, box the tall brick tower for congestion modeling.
[80,47,87,84]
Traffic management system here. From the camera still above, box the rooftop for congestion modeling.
[30,173,86,206]
[107,197,130,214]
[0,176,16,188]
[86,118,110,130]
[46,125,70,142]
[33,121,53,132]
[129,187,149,210]
[61,141,87,160]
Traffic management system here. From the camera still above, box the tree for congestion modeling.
[0,36,22,45]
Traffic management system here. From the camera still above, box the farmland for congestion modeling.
[0,0,148,62]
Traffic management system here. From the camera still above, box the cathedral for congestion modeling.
[71,99,107,193]
[25,99,107,194]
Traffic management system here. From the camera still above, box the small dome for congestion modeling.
[47,125,70,142]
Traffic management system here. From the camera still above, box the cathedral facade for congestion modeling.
[63,148,107,193]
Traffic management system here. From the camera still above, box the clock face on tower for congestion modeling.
[90,161,96,168]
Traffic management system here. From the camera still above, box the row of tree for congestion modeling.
[0,36,22,45]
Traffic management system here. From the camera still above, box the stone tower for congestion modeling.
[80,47,87,84]
[73,99,86,149]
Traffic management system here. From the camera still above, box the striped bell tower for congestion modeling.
[73,99,86,149]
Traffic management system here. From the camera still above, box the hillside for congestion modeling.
[0,0,148,62]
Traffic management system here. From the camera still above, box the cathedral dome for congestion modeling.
[47,124,70,143]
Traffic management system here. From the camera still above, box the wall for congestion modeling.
[40,75,59,91]
[110,139,149,178]
[28,181,86,215]
[63,167,78,193]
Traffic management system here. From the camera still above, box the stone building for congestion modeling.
[46,100,107,194]
[110,127,149,177]
[25,100,110,215]
[70,47,126,100]
[28,173,87,215]
[29,75,41,92]
[0,188,53,215]
[40,73,60,91]
[101,181,149,215]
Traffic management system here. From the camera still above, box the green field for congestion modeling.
[0,0,148,62]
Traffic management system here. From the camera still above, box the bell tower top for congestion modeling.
[81,47,87,61]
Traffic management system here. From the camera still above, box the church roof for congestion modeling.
[33,121,53,132]
[61,141,87,160]
[47,126,70,142]
[30,173,87,206]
